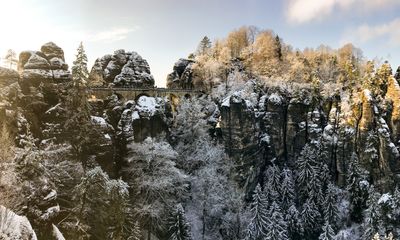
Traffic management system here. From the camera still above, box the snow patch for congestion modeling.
[268,93,283,105]
[378,193,392,204]
[91,116,108,128]
[135,96,161,118]
[43,189,57,201]
[0,205,37,240]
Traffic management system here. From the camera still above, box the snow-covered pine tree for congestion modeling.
[362,187,382,240]
[323,183,339,226]
[168,204,191,240]
[393,187,400,223]
[71,42,89,85]
[346,153,369,223]
[64,42,101,169]
[318,222,335,240]
[301,198,322,238]
[128,221,142,240]
[280,168,295,211]
[265,201,288,240]
[286,205,303,239]
[296,144,320,202]
[245,184,269,239]
[75,167,131,239]
[264,165,281,202]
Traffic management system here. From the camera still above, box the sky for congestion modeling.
[1,0,400,86]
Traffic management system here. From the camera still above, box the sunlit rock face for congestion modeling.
[88,50,154,88]
[217,78,400,190]
[0,67,19,88]
[166,58,195,89]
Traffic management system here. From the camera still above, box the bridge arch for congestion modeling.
[135,92,151,101]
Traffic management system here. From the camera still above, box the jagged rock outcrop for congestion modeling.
[166,58,195,89]
[386,76,400,144]
[115,95,167,142]
[0,67,22,137]
[0,67,19,88]
[18,42,71,93]
[88,50,154,87]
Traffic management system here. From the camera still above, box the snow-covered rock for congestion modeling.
[135,96,161,119]
[0,205,37,240]
[166,58,195,89]
[88,49,154,87]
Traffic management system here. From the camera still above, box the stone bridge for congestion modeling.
[88,87,202,104]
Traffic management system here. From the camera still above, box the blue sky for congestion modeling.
[1,0,400,86]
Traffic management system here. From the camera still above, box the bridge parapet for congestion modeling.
[87,87,202,102]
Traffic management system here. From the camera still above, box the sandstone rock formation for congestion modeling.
[219,79,400,189]
[88,50,154,88]
[0,67,19,88]
[18,42,71,93]
[166,58,195,89]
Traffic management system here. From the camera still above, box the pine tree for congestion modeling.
[318,222,335,240]
[301,198,322,238]
[393,187,400,222]
[245,184,269,239]
[362,187,382,240]
[280,168,295,211]
[286,205,303,239]
[265,201,288,240]
[296,144,319,201]
[71,42,89,85]
[264,165,281,202]
[4,49,17,69]
[168,204,191,240]
[64,42,99,169]
[75,167,131,239]
[128,221,142,240]
[323,183,339,226]
[346,153,369,223]
[274,35,283,61]
[197,36,212,56]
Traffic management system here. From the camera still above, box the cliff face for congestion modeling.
[218,81,400,189]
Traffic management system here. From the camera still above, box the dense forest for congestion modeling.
[0,26,400,240]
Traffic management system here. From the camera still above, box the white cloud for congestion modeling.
[286,0,400,24]
[342,18,400,46]
[87,27,139,43]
